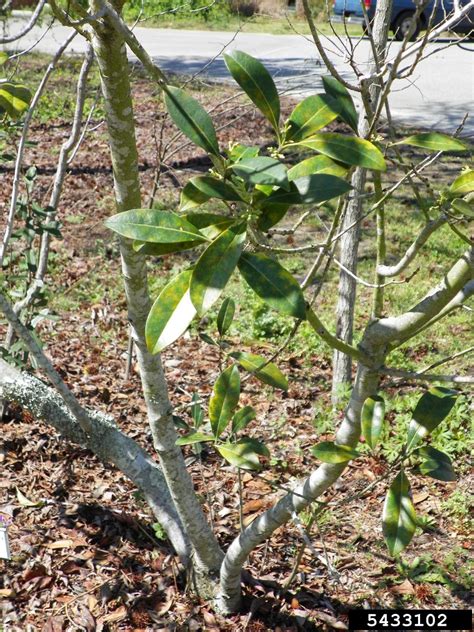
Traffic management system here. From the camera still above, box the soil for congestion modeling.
[0,60,472,631]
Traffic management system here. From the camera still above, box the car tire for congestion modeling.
[392,12,421,41]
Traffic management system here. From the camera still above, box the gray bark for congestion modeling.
[89,3,223,574]
[331,0,394,403]
[218,357,383,613]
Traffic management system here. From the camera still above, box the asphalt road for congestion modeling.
[3,15,474,135]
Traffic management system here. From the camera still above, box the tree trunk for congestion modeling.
[89,1,223,575]
[331,0,394,404]
[217,354,384,612]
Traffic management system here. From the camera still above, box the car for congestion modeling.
[332,0,474,40]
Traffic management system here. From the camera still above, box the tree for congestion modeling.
[1,0,472,615]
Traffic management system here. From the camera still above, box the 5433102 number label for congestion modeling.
[349,609,472,630]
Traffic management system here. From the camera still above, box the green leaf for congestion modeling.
[217,437,269,470]
[293,174,352,204]
[184,212,235,239]
[176,431,215,446]
[286,94,341,142]
[322,75,358,132]
[165,85,219,155]
[451,198,474,218]
[230,351,288,390]
[189,175,243,202]
[180,180,211,211]
[450,170,474,196]
[209,365,241,437]
[0,52,9,66]
[228,143,260,162]
[257,203,291,231]
[232,156,289,190]
[288,155,347,181]
[217,297,235,336]
[191,392,204,428]
[259,182,301,207]
[396,132,467,152]
[145,269,196,353]
[406,387,458,452]
[0,82,31,118]
[223,50,280,132]
[105,209,206,244]
[295,133,386,171]
[173,414,190,431]
[361,395,385,451]
[415,447,456,482]
[199,332,218,346]
[232,406,257,433]
[383,471,417,556]
[190,224,246,315]
[238,252,307,320]
[133,240,199,256]
[311,441,360,463]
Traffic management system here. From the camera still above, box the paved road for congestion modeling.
[3,15,474,135]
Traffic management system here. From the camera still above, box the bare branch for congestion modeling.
[377,215,447,277]
[0,31,77,267]
[0,0,46,43]
[0,291,93,435]
[379,367,474,384]
[367,250,474,347]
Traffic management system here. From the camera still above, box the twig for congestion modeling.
[0,0,46,43]
[0,31,77,267]
[0,292,93,434]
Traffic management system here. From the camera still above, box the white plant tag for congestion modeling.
[0,525,11,560]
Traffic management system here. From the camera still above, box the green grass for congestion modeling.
[3,55,104,125]
[127,11,362,36]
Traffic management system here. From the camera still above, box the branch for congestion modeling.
[37,45,94,281]
[0,31,77,267]
[217,361,382,613]
[4,45,95,350]
[379,367,474,384]
[0,291,93,435]
[380,0,474,75]
[0,0,46,43]
[367,248,473,347]
[306,307,369,363]
[301,0,362,92]
[0,357,190,561]
[96,0,168,88]
[377,215,447,277]
[392,278,474,347]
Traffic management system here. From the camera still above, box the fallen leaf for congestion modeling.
[242,512,260,528]
[157,599,174,615]
[0,588,16,598]
[100,605,127,624]
[242,499,264,514]
[44,539,75,550]
[390,579,415,595]
[413,491,429,505]
[16,488,43,508]
[42,616,65,632]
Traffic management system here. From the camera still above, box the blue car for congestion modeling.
[332,0,474,40]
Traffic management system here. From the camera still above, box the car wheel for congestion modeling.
[392,12,421,41]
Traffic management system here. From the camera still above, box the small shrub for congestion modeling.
[229,0,259,16]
